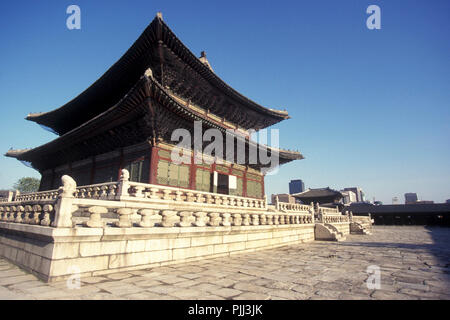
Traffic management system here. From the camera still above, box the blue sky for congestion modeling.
[0,0,449,204]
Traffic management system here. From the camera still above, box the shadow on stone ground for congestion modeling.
[0,226,449,300]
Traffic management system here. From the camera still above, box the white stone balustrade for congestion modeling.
[137,209,158,227]
[114,208,133,228]
[84,206,107,228]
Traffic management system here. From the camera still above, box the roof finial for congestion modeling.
[199,51,214,72]
[156,12,163,20]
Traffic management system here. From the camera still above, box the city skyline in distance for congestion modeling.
[0,0,448,204]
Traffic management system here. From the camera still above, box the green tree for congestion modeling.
[13,177,40,193]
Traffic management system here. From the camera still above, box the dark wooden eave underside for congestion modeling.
[26,15,289,136]
[8,75,303,172]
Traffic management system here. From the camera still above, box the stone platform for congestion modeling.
[0,226,449,300]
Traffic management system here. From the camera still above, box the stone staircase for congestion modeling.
[350,222,372,235]
[314,223,346,241]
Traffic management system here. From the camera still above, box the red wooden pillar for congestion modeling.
[189,151,197,190]
[149,145,159,184]
[243,166,248,197]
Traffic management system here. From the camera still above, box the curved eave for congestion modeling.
[26,14,289,135]
[5,149,30,159]
[156,17,290,120]
[13,73,301,169]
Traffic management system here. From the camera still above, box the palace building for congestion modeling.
[6,13,303,199]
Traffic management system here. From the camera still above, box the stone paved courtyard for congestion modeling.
[0,226,449,300]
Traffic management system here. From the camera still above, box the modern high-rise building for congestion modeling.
[340,190,357,204]
[405,193,418,204]
[289,179,305,194]
[343,187,365,202]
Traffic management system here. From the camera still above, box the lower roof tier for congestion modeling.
[6,72,303,172]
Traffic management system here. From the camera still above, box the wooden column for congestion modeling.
[149,145,159,184]
[189,151,197,190]
[243,166,248,197]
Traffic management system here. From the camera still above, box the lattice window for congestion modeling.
[246,180,262,198]
[124,160,144,183]
[195,168,211,192]
[156,159,169,185]
[157,159,190,188]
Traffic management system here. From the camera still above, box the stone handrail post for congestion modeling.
[117,169,130,198]
[52,175,77,228]
[40,204,53,226]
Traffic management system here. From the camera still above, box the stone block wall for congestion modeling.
[0,222,315,282]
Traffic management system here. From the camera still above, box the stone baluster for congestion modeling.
[214,196,222,205]
[114,208,133,228]
[242,199,248,208]
[186,192,195,202]
[15,205,24,223]
[195,193,205,203]
[23,205,32,223]
[162,189,172,200]
[84,206,107,228]
[242,213,250,226]
[178,211,193,227]
[278,214,284,225]
[0,207,4,221]
[149,188,160,199]
[4,207,11,221]
[260,214,267,225]
[9,206,17,222]
[205,194,213,204]
[161,210,179,227]
[40,204,54,226]
[221,196,229,206]
[107,185,116,199]
[99,185,108,198]
[137,209,158,227]
[31,205,42,224]
[207,212,221,226]
[193,212,208,227]
[273,214,280,225]
[220,213,231,226]
[175,190,183,201]
[134,185,145,198]
[232,213,242,226]
[251,214,260,226]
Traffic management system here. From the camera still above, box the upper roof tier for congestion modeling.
[26,13,290,136]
